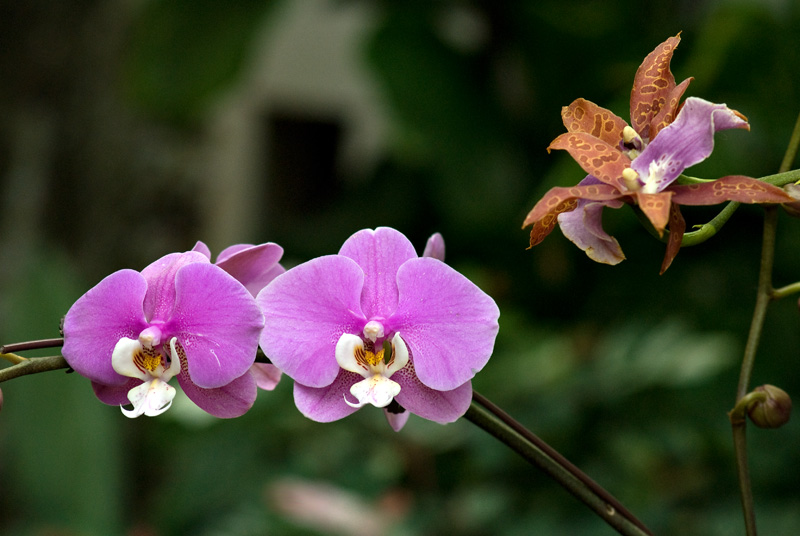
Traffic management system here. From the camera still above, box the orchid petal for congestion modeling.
[561,98,628,147]
[293,370,362,422]
[62,269,149,386]
[630,34,690,140]
[635,191,673,236]
[632,98,750,193]
[335,334,369,377]
[167,262,263,389]
[393,359,473,424]
[177,368,257,418]
[121,378,176,418]
[660,203,686,274]
[669,176,794,205]
[111,337,150,381]
[338,227,418,319]
[191,241,212,259]
[250,363,282,391]
[140,251,209,323]
[389,257,499,391]
[257,255,366,388]
[345,375,401,409]
[386,333,409,376]
[548,133,631,190]
[557,200,626,265]
[92,379,140,406]
[422,233,446,261]
[523,180,622,247]
[384,407,411,432]
[215,242,285,296]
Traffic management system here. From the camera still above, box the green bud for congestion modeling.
[747,385,792,429]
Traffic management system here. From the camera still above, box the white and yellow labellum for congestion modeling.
[335,332,409,409]
[111,333,181,418]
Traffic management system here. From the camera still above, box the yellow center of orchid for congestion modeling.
[133,345,162,373]
[355,346,385,368]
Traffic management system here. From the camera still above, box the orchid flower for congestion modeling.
[523,34,793,272]
[256,227,499,431]
[62,250,264,418]
[193,240,285,391]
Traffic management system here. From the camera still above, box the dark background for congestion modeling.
[1,1,799,534]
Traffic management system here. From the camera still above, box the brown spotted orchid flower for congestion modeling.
[523,35,793,272]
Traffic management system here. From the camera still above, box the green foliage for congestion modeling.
[122,0,282,123]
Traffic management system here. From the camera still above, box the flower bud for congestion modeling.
[0,387,4,413]
[747,385,792,429]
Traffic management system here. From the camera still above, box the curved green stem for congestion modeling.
[771,281,800,300]
[465,391,652,536]
[0,354,70,383]
[729,109,800,536]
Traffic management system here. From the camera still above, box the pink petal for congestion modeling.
[92,378,140,405]
[338,227,417,319]
[215,243,285,296]
[389,258,499,391]
[140,251,209,322]
[257,255,366,388]
[62,269,149,386]
[177,369,257,418]
[558,200,626,265]
[167,262,263,389]
[293,370,362,422]
[393,360,473,424]
[250,363,282,391]
[191,241,212,259]
[422,233,445,261]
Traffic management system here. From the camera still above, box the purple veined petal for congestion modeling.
[392,360,473,423]
[257,255,366,388]
[383,408,411,431]
[631,97,750,194]
[140,251,209,323]
[192,241,212,260]
[250,363,282,391]
[338,227,418,319]
[92,378,141,406]
[177,368,257,418]
[166,262,263,389]
[293,370,362,422]
[62,269,149,386]
[389,258,500,391]
[558,199,626,265]
[215,243,285,297]
[422,233,445,261]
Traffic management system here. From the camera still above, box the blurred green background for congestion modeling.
[1,0,799,535]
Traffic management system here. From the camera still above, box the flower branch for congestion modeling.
[729,108,800,536]
[465,392,652,536]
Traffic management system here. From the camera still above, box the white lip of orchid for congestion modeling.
[335,332,410,409]
[635,153,682,195]
[362,320,385,343]
[111,333,181,418]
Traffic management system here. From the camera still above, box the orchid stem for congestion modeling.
[465,391,652,536]
[0,337,64,354]
[730,109,800,536]
[0,355,70,383]
[770,281,800,300]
